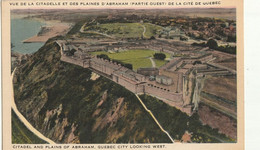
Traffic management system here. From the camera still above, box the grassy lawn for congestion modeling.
[91,49,170,71]
[12,110,47,144]
[84,23,162,39]
[143,23,163,38]
[154,59,168,68]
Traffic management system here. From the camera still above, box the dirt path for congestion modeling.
[149,57,156,67]
[135,94,174,143]
[11,68,55,144]
[142,25,146,38]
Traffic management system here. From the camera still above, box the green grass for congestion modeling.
[12,110,47,144]
[91,49,170,70]
[84,23,162,39]
[143,23,163,38]
[154,59,168,68]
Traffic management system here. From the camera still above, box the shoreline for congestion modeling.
[12,14,73,43]
[22,23,72,43]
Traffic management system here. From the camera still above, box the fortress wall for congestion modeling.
[136,85,145,94]
[61,55,84,67]
[137,69,159,76]
[183,67,194,76]
[90,57,122,76]
[207,62,236,74]
[90,61,115,76]
[90,61,103,73]
[145,85,193,115]
[134,74,146,82]
[175,60,184,70]
[179,105,193,116]
[198,70,230,75]
[145,83,192,115]
[115,75,138,93]
[145,85,183,102]
[92,57,122,68]
[108,44,174,54]
[162,58,182,70]
[83,60,90,68]
[183,76,193,106]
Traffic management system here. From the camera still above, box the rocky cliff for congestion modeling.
[13,39,170,143]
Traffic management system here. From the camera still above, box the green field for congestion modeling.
[91,49,170,71]
[12,110,47,144]
[143,23,163,38]
[84,23,162,39]
[154,59,169,68]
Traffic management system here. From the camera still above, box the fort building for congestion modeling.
[56,40,235,115]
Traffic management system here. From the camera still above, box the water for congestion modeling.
[11,18,45,54]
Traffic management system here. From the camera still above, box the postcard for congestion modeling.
[2,0,244,149]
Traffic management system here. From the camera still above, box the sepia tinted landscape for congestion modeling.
[11,8,237,144]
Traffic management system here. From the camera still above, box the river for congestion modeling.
[11,18,45,54]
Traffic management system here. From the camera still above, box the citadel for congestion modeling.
[56,39,235,115]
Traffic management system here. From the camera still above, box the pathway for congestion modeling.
[142,25,147,38]
[11,68,55,144]
[135,94,174,143]
[149,57,156,67]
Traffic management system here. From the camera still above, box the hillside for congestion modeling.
[12,110,47,144]
[13,39,170,143]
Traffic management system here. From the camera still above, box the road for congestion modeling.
[11,68,56,144]
[135,94,174,143]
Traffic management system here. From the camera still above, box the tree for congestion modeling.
[124,63,133,70]
[150,36,156,40]
[153,53,166,60]
[206,39,218,49]
[227,35,236,42]
[69,49,77,55]
[97,54,110,60]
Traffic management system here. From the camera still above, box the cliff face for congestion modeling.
[13,40,170,143]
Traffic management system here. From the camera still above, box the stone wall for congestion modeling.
[145,85,182,102]
[61,55,85,67]
[137,68,159,76]
[112,74,144,94]
[90,57,122,76]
